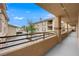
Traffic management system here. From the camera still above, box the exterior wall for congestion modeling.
[53,17,58,33]
[47,20,53,32]
[34,19,54,32]
[61,22,67,33]
[7,25,16,36]
[0,4,8,37]
[0,11,8,37]
[77,14,79,47]
[0,5,8,48]
[53,17,72,33]
[68,24,72,31]
[42,21,48,32]
[5,35,59,56]
[34,18,68,34]
[34,21,48,32]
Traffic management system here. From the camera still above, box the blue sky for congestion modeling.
[6,3,55,27]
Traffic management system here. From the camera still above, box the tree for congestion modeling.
[27,24,36,33]
[27,19,36,33]
[22,19,36,34]
[22,26,28,33]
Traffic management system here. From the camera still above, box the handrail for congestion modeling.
[0,35,44,44]
[0,32,54,38]
[0,32,55,49]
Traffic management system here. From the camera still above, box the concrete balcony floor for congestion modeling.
[46,32,79,56]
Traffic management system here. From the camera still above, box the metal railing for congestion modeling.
[0,32,55,50]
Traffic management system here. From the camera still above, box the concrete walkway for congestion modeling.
[46,32,79,56]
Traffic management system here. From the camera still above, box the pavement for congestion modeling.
[46,32,79,56]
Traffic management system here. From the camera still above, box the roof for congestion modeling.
[37,3,78,26]
[33,18,54,24]
[8,24,19,28]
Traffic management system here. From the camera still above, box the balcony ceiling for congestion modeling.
[37,3,79,26]
[0,3,6,10]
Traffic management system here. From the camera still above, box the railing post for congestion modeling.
[43,32,45,39]
[27,33,28,38]
[30,33,32,41]
[27,33,32,41]
[0,38,6,49]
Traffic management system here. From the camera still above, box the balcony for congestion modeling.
[0,29,72,56]
[0,3,78,56]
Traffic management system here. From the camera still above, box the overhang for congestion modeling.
[37,3,79,26]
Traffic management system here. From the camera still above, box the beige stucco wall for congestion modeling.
[0,14,8,36]
[34,20,54,32]
[4,31,72,56]
[5,35,59,56]
[7,25,16,36]
[53,17,58,33]
[0,11,8,48]
[34,21,48,32]
[34,18,68,33]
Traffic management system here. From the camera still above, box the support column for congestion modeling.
[55,16,62,42]
[64,22,68,33]
[67,23,69,33]
[77,14,79,49]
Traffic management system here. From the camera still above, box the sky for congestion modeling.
[6,3,55,27]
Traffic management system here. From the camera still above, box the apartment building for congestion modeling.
[34,18,70,33]
[0,4,9,48]
[34,18,54,33]
[0,4,8,37]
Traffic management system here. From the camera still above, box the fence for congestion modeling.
[0,32,55,50]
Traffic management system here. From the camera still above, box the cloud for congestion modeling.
[43,14,55,20]
[46,14,55,18]
[14,16,24,20]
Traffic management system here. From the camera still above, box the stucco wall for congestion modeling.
[0,13,8,48]
[4,31,72,56]
[5,35,59,56]
[0,14,8,36]
[34,22,47,32]
[7,26,16,36]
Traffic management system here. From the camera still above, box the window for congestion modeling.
[48,26,52,30]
